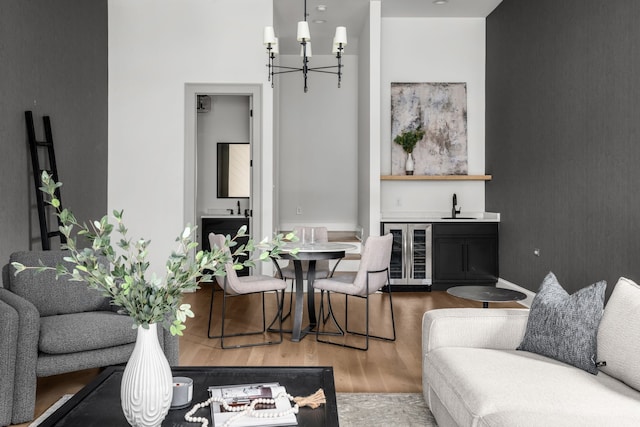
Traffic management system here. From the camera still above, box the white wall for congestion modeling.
[358,1,381,239]
[107,0,487,274]
[277,54,358,231]
[380,18,487,217]
[108,0,273,274]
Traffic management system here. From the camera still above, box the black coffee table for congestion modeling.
[447,285,527,308]
[38,366,338,426]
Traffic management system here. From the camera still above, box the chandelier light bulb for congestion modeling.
[334,26,347,46]
[263,26,276,45]
[297,21,311,41]
[300,42,312,57]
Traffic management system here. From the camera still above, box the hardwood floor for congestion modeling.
[15,287,524,426]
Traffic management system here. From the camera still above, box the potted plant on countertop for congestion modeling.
[11,171,296,427]
[394,126,425,175]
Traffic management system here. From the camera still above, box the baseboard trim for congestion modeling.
[496,278,535,308]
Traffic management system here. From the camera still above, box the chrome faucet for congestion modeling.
[452,193,461,218]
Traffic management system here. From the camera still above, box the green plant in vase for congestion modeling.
[11,171,298,427]
[394,126,425,175]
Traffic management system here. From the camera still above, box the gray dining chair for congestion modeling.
[312,234,395,351]
[207,233,287,349]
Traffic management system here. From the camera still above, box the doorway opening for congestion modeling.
[184,84,262,253]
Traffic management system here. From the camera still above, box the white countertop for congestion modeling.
[281,242,359,253]
[381,212,500,222]
[200,214,247,219]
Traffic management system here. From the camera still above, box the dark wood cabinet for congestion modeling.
[201,216,250,276]
[432,223,498,288]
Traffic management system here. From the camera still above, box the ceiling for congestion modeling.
[273,0,504,55]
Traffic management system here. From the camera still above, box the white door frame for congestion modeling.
[184,83,262,245]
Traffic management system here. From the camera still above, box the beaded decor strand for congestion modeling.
[184,388,326,427]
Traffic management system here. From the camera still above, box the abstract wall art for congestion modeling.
[391,82,468,175]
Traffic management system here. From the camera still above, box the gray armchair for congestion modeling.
[0,298,18,427]
[0,251,179,425]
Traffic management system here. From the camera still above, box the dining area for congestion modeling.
[205,226,397,351]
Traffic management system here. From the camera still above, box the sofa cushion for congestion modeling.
[39,311,136,354]
[517,272,606,374]
[425,347,640,427]
[9,251,111,316]
[479,411,640,427]
[597,277,640,391]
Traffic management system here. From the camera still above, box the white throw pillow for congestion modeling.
[597,277,640,391]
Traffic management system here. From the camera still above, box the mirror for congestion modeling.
[217,143,250,198]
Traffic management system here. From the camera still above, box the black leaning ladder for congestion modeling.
[25,111,67,250]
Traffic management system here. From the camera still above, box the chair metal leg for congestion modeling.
[282,279,294,322]
[316,290,344,337]
[207,283,218,339]
[316,268,396,351]
[267,286,292,332]
[320,290,338,325]
[346,269,396,345]
[271,258,292,322]
[207,279,285,349]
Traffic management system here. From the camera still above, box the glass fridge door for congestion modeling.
[408,224,432,285]
[383,224,406,284]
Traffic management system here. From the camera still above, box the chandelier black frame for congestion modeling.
[263,0,347,93]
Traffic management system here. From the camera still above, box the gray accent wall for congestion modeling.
[486,0,640,295]
[0,0,108,264]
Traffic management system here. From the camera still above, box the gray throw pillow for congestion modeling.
[517,272,606,374]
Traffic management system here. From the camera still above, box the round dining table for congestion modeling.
[274,242,357,342]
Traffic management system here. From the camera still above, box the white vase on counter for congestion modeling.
[405,152,414,175]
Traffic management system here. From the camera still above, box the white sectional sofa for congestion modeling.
[422,277,640,427]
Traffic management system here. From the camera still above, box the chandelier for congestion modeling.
[263,0,347,93]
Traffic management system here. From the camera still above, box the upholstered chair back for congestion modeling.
[209,233,247,295]
[8,251,111,317]
[352,234,393,296]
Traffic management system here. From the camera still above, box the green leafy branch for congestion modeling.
[12,171,296,336]
[394,126,426,154]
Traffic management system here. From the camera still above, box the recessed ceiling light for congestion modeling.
[433,0,448,4]
[313,19,326,24]
[316,5,327,12]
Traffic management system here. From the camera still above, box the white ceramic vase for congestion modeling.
[405,152,414,175]
[121,323,172,427]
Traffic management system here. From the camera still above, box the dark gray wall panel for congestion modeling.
[0,0,107,264]
[486,0,640,295]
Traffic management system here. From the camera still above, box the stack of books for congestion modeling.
[208,382,298,426]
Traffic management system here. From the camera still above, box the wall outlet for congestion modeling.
[296,206,302,215]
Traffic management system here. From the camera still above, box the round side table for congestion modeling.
[447,285,526,308]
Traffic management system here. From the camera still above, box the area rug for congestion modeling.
[31,392,438,426]
[337,392,438,426]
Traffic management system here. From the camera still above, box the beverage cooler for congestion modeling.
[382,223,432,290]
